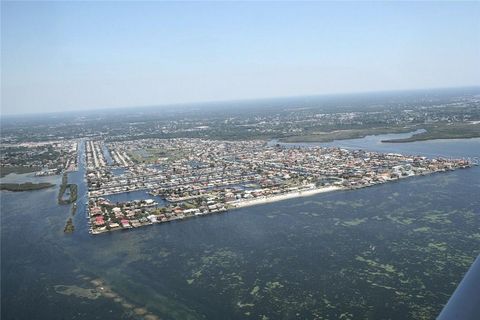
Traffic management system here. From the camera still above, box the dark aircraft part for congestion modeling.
[437,255,480,320]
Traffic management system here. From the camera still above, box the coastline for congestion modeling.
[231,186,343,209]
[88,165,475,235]
[278,124,480,144]
[89,186,344,235]
[278,127,417,143]
[381,135,480,143]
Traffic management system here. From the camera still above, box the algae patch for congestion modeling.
[342,217,368,226]
[54,285,101,300]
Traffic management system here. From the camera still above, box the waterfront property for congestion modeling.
[85,138,473,234]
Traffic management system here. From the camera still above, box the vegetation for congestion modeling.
[279,122,480,144]
[0,166,41,178]
[1,88,479,146]
[280,126,416,143]
[0,182,55,192]
[64,217,75,233]
[58,173,78,205]
[381,123,480,143]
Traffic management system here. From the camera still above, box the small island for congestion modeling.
[0,182,55,192]
[64,217,75,233]
[71,203,77,215]
[58,173,78,205]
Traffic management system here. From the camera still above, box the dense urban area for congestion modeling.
[84,138,471,234]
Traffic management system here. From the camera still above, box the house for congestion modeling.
[121,219,131,228]
[147,215,157,223]
[94,216,105,226]
[224,192,235,202]
[130,220,142,228]
[90,206,102,216]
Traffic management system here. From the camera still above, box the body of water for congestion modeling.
[103,190,167,207]
[103,145,114,166]
[1,135,479,319]
[111,167,127,176]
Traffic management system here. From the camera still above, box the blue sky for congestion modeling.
[2,1,479,115]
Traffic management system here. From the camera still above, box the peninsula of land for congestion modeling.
[85,138,473,235]
[281,123,480,144]
[381,123,480,143]
[0,165,41,178]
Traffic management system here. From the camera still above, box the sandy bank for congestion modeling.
[231,186,343,209]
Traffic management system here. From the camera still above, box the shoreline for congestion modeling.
[88,162,474,236]
[89,185,345,235]
[381,135,480,143]
[88,166,475,235]
[230,186,343,209]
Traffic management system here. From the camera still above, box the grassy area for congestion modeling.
[278,123,480,143]
[64,217,75,233]
[0,166,41,178]
[279,126,416,143]
[382,123,480,143]
[0,182,55,192]
[128,148,188,164]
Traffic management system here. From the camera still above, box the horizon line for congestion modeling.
[2,84,480,118]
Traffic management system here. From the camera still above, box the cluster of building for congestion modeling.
[86,140,134,171]
[88,198,158,233]
[86,138,472,234]
[0,140,78,175]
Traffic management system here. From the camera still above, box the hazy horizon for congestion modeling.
[0,85,478,118]
[2,1,480,115]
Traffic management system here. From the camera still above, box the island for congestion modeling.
[58,173,78,205]
[0,182,55,192]
[64,217,75,233]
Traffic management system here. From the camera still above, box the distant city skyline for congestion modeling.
[2,1,480,115]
